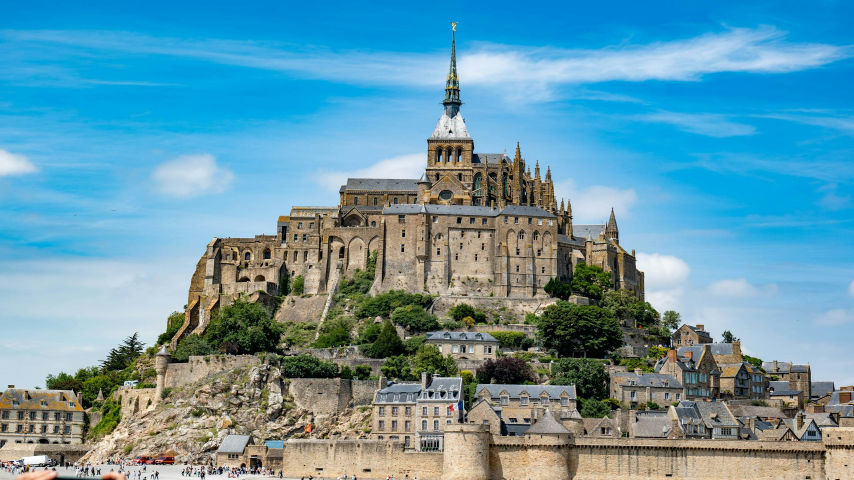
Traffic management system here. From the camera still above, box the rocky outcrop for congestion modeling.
[82,360,372,464]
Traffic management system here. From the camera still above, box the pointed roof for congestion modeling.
[605,207,618,240]
[526,410,571,435]
[443,25,462,117]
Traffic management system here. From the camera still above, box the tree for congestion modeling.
[646,401,661,410]
[362,320,404,358]
[411,345,458,377]
[552,358,609,400]
[101,333,145,371]
[490,331,535,351]
[171,334,214,362]
[403,335,426,354]
[721,330,740,343]
[313,317,353,348]
[355,291,432,319]
[356,323,382,345]
[156,311,185,346]
[600,289,659,328]
[204,299,285,355]
[476,357,535,385]
[381,355,416,381]
[279,355,339,378]
[580,398,610,418]
[45,372,82,393]
[391,305,440,332]
[449,303,475,321]
[353,365,372,380]
[647,345,669,360]
[619,358,653,373]
[662,310,681,330]
[570,263,612,301]
[291,275,305,295]
[544,277,572,300]
[537,302,622,358]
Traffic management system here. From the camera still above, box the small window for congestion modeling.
[394,197,399,204]
[373,197,378,206]
[514,217,519,224]
[469,217,475,224]
[436,248,441,255]
[354,197,359,205]
[433,216,439,223]
[482,218,487,225]
[515,265,519,272]
[244,252,251,261]
[309,222,314,229]
[398,215,406,224]
[528,217,532,224]
[400,244,405,253]
[297,222,303,229]
[457,217,462,224]
[401,229,406,238]
[371,221,377,227]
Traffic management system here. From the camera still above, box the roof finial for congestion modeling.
[443,22,462,117]
[514,142,521,161]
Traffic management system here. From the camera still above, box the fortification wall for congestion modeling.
[569,438,826,480]
[164,355,260,388]
[279,439,443,480]
[115,387,158,415]
[288,378,377,416]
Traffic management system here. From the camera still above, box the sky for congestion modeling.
[1,1,853,388]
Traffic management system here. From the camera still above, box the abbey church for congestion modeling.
[173,30,644,343]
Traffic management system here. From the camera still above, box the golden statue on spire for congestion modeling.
[451,22,457,32]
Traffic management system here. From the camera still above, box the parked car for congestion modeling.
[131,456,151,465]
[153,456,175,465]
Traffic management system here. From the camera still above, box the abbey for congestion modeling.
[172,31,644,343]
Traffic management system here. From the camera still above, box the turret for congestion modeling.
[606,207,619,244]
[155,346,171,403]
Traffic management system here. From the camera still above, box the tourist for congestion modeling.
[16,471,129,480]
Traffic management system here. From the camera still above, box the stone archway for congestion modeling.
[348,237,366,271]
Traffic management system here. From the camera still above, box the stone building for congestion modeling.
[371,373,464,451]
[671,323,712,347]
[610,370,684,408]
[764,360,812,407]
[655,347,719,400]
[717,362,767,401]
[172,29,645,346]
[475,384,578,428]
[424,331,498,361]
[0,388,85,447]
[669,401,740,440]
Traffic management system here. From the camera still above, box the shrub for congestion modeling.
[353,365,372,380]
[279,355,339,378]
[490,331,534,350]
[362,320,404,359]
[646,401,661,410]
[156,311,185,346]
[619,358,653,373]
[391,305,439,332]
[476,357,535,384]
[449,304,475,321]
[381,355,415,381]
[356,323,382,345]
[291,275,305,295]
[204,298,285,355]
[403,335,426,355]
[355,291,432,319]
[440,319,464,330]
[580,398,610,418]
[544,277,572,300]
[411,345,458,377]
[538,302,622,358]
[172,334,214,362]
[90,398,121,439]
[313,318,353,348]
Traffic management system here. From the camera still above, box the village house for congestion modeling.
[717,362,767,400]
[475,384,578,427]
[424,331,499,361]
[763,361,812,407]
[609,370,683,409]
[0,388,85,447]
[669,401,740,440]
[671,324,713,347]
[655,348,718,400]
[769,380,802,409]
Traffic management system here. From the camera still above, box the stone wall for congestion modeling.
[287,378,376,416]
[115,387,158,416]
[0,443,91,463]
[275,295,328,324]
[431,295,555,323]
[164,355,261,389]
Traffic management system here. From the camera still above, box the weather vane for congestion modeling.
[451,22,457,32]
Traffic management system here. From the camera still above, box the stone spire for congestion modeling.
[606,207,619,243]
[443,23,462,117]
[567,199,572,217]
[560,198,565,213]
[535,161,541,180]
[514,142,521,161]
[545,166,552,181]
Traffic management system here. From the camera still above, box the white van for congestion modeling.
[21,455,52,467]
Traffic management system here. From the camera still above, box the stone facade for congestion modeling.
[764,360,812,407]
[610,369,684,408]
[0,388,85,447]
[656,347,719,400]
[425,331,498,361]
[171,30,644,345]
[672,323,713,347]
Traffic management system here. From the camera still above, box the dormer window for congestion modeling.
[520,395,529,406]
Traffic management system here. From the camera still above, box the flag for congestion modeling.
[448,404,455,412]
[304,423,312,433]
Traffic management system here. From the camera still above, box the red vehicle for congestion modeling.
[131,456,152,465]
[153,456,175,465]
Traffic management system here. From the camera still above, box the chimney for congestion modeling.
[77,391,83,405]
[421,372,431,390]
[773,360,778,372]
[796,412,804,430]
[635,368,643,376]
[696,324,704,331]
[840,391,852,404]
[748,417,756,433]
[732,341,742,358]
[667,350,678,363]
[685,351,693,361]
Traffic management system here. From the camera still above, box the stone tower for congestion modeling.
[442,423,491,480]
[605,207,619,243]
[154,346,171,403]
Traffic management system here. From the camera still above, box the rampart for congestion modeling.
[163,354,261,388]
[287,378,376,415]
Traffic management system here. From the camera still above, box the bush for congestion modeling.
[156,311,185,346]
[580,398,610,418]
[552,358,609,400]
[89,398,121,439]
[538,302,622,358]
[279,355,339,378]
[440,319,464,330]
[646,401,661,410]
[404,335,426,355]
[476,357,535,384]
[544,277,572,300]
[355,291,432,319]
[570,263,612,301]
[411,345,458,377]
[490,331,534,350]
[362,320,404,359]
[449,303,487,323]
[381,355,415,381]
[291,275,305,295]
[391,305,440,332]
[619,358,653,373]
[337,251,377,298]
[205,298,285,355]
[172,334,214,362]
[353,365,372,380]
[313,318,353,348]
[356,323,382,345]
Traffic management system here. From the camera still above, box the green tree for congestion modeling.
[101,333,145,371]
[291,275,305,295]
[45,372,82,393]
[721,330,740,343]
[600,289,659,327]
[552,358,609,400]
[580,398,610,418]
[662,310,681,330]
[646,401,661,410]
[204,299,285,355]
[362,320,404,358]
[490,331,535,351]
[647,345,669,360]
[356,323,382,345]
[537,302,622,358]
[355,291,432,319]
[619,358,653,373]
[544,277,572,300]
[743,354,764,372]
[171,334,214,362]
[411,345,458,377]
[475,357,535,384]
[313,317,353,348]
[156,312,185,346]
[353,365,372,380]
[279,355,339,378]
[403,335,426,355]
[381,355,416,381]
[448,303,475,321]
[391,305,440,332]
[570,263,612,301]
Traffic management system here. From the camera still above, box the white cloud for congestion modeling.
[635,253,691,311]
[151,153,234,198]
[554,179,637,223]
[635,111,756,137]
[4,27,848,101]
[0,148,37,176]
[814,308,854,326]
[817,184,852,211]
[849,280,854,297]
[313,153,424,193]
[707,278,778,297]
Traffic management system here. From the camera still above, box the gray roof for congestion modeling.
[500,205,556,218]
[343,178,419,193]
[612,372,683,389]
[382,203,555,218]
[526,410,571,435]
[422,376,463,402]
[425,331,498,343]
[825,404,854,417]
[762,361,809,374]
[769,381,801,396]
[218,435,251,454]
[812,382,835,399]
[376,383,422,403]
[632,412,672,438]
[805,412,838,427]
[829,391,854,406]
[572,224,604,240]
[477,384,577,400]
[472,153,510,164]
[675,401,739,428]
[677,343,735,360]
[729,405,785,419]
[683,324,711,336]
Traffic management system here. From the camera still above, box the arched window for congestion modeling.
[446,147,453,163]
[518,231,525,240]
[238,276,250,282]
[435,149,442,163]
[371,221,377,227]
[456,148,462,162]
[254,275,265,282]
[263,248,271,259]
[244,251,251,261]
[393,197,399,204]
[533,232,539,241]
[338,246,345,259]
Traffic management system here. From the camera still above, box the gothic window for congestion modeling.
[456,147,462,162]
[473,173,482,193]
[435,150,441,163]
[533,232,539,240]
[244,251,251,261]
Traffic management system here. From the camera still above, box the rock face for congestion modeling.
[82,361,372,464]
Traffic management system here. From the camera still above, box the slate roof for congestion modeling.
[343,178,420,193]
[759,427,794,441]
[382,203,555,218]
[218,435,252,454]
[425,331,498,343]
[729,405,785,420]
[828,391,854,406]
[812,382,835,399]
[501,205,556,218]
[684,324,711,336]
[805,412,837,427]
[375,383,422,403]
[477,384,577,400]
[632,412,672,438]
[677,343,735,360]
[675,401,739,428]
[825,404,854,417]
[526,410,571,435]
[782,417,820,439]
[0,389,83,412]
[572,224,605,240]
[762,361,809,374]
[472,153,511,164]
[422,377,464,402]
[769,381,801,396]
[612,372,682,389]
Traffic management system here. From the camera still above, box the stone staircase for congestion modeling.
[315,261,343,339]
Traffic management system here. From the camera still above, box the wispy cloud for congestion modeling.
[849,280,854,297]
[682,152,854,183]
[151,154,234,198]
[761,112,854,135]
[0,148,37,176]
[554,179,638,223]
[814,308,854,326]
[1,26,848,100]
[634,111,757,137]
[707,278,778,297]
[817,184,852,210]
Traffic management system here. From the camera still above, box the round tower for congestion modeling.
[154,346,171,402]
[442,423,491,480]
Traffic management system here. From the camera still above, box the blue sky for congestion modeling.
[1,1,853,388]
